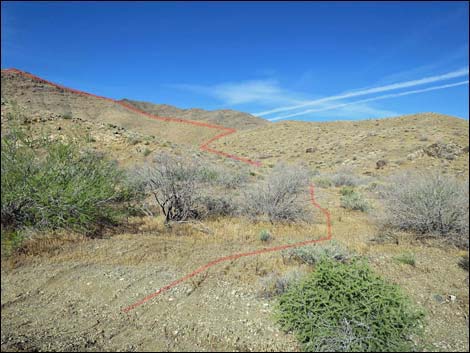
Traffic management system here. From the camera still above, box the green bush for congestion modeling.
[340,190,370,212]
[276,260,424,352]
[1,128,138,235]
[259,229,272,242]
[340,186,356,196]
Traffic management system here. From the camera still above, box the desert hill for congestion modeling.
[212,113,469,177]
[119,98,267,130]
[1,69,468,177]
[0,70,261,147]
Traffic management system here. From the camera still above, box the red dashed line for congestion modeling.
[1,68,332,312]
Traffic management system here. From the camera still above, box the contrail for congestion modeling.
[268,80,469,121]
[255,67,469,116]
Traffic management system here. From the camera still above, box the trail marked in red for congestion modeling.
[2,68,333,312]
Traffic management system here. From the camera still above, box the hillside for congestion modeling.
[0,70,240,147]
[3,70,467,178]
[212,113,469,177]
[119,98,267,130]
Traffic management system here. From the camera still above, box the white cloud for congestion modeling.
[268,80,469,121]
[169,79,306,106]
[256,67,469,116]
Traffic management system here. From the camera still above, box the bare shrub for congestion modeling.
[142,153,202,223]
[379,171,469,246]
[141,153,242,222]
[242,164,311,223]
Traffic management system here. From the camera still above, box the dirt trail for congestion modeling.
[1,233,300,351]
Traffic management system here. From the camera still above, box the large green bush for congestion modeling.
[1,128,138,235]
[276,260,424,352]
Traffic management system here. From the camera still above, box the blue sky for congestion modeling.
[1,1,469,121]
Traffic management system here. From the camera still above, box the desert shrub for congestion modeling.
[242,164,311,223]
[1,128,135,235]
[141,153,243,222]
[196,163,248,189]
[127,135,141,145]
[380,172,469,246]
[340,190,370,212]
[458,254,469,272]
[340,186,355,196]
[313,177,333,188]
[330,168,364,187]
[259,269,306,299]
[143,148,152,157]
[142,152,202,223]
[259,229,272,242]
[199,193,238,218]
[276,259,425,352]
[283,240,351,266]
[393,252,416,267]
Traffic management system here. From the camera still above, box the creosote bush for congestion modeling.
[1,127,137,235]
[242,164,311,223]
[380,171,469,247]
[276,259,424,352]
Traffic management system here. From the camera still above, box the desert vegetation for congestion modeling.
[379,171,469,247]
[275,259,425,352]
[1,124,142,239]
[1,85,468,351]
[242,164,312,223]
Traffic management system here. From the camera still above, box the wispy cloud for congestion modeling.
[169,79,305,106]
[255,67,469,116]
[268,81,469,121]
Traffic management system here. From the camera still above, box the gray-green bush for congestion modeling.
[340,189,370,212]
[276,259,425,352]
[330,168,364,187]
[283,240,351,266]
[380,172,469,247]
[242,164,311,223]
